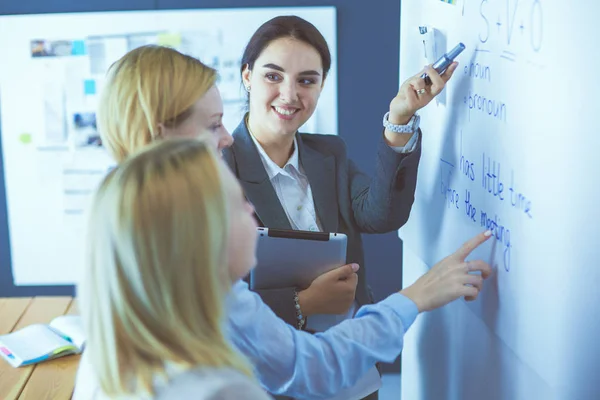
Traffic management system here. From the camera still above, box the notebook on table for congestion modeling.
[0,315,85,367]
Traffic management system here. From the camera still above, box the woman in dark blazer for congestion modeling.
[224,14,455,328]
[222,16,456,399]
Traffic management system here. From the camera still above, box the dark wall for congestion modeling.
[0,0,403,371]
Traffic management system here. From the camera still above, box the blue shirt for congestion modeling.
[226,280,419,399]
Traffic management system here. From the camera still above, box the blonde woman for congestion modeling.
[75,45,493,399]
[78,138,269,398]
[97,45,233,162]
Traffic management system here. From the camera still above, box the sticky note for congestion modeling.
[84,79,96,95]
[157,33,182,48]
[19,133,32,144]
[71,40,86,55]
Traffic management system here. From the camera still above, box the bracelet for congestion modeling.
[293,289,306,330]
[383,111,420,134]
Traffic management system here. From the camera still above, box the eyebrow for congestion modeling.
[262,63,321,77]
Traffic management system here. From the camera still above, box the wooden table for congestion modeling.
[0,297,80,400]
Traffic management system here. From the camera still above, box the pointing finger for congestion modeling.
[454,230,493,261]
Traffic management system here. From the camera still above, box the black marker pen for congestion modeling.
[421,42,465,85]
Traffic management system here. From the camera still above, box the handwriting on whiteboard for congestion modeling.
[475,0,543,53]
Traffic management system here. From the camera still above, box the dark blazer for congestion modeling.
[222,117,421,328]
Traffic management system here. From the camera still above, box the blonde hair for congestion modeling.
[98,45,217,162]
[81,138,253,397]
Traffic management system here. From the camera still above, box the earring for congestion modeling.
[245,85,251,92]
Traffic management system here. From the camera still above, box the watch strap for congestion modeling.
[383,112,420,134]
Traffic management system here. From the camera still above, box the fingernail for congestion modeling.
[484,230,492,237]
[351,263,359,272]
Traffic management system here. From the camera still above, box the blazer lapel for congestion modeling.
[297,136,339,233]
[225,119,292,230]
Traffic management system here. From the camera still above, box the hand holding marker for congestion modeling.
[421,42,466,85]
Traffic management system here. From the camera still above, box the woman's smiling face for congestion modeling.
[242,37,325,138]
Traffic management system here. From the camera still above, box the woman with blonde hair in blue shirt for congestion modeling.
[79,138,270,398]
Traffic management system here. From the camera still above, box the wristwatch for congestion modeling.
[383,112,420,134]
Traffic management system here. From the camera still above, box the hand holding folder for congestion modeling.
[250,228,348,291]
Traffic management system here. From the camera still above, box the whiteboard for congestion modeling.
[0,7,337,286]
[398,0,600,398]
